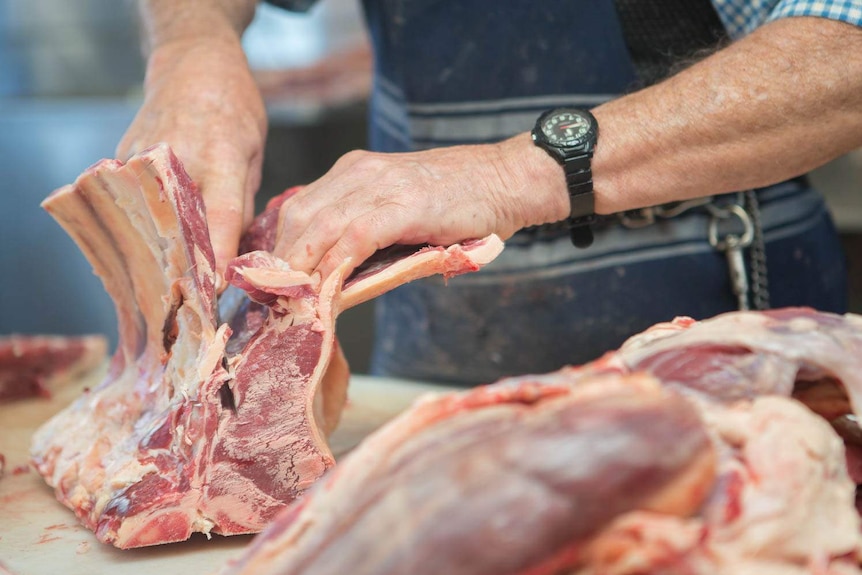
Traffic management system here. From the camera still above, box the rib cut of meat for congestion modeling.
[30,143,503,549]
[222,308,862,575]
[0,335,106,401]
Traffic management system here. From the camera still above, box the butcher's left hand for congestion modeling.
[273,134,570,278]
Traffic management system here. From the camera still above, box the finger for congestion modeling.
[315,209,406,280]
[273,150,401,272]
[272,167,355,262]
[272,184,320,259]
[116,137,136,161]
[116,115,146,160]
[199,165,250,283]
[278,200,356,274]
[243,147,264,231]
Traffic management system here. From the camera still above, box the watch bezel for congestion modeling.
[531,108,599,160]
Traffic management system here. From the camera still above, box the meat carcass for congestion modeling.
[30,143,503,549]
[578,396,860,575]
[223,374,717,575]
[221,308,862,575]
[0,335,106,401]
[616,308,862,409]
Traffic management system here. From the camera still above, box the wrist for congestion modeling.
[139,0,254,55]
[587,104,635,216]
[500,133,571,228]
[144,35,249,89]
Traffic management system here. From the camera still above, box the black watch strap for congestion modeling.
[531,107,599,248]
[563,153,596,248]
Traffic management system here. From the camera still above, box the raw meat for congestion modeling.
[222,308,862,575]
[223,375,717,575]
[30,143,503,549]
[0,335,106,401]
[577,396,860,575]
[616,308,862,411]
[512,308,862,419]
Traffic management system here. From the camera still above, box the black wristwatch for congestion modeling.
[531,107,599,248]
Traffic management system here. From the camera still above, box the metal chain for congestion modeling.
[744,190,771,310]
[705,192,770,312]
[707,201,754,310]
[528,191,772,311]
[618,196,715,228]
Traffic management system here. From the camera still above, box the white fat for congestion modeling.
[786,317,818,333]
[109,461,159,489]
[193,514,216,538]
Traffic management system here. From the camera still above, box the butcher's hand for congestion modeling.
[273,133,570,278]
[117,1,267,283]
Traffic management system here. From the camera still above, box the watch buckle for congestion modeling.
[570,225,594,248]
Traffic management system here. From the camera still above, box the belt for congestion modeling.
[515,179,810,311]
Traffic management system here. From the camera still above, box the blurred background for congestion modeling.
[0,0,379,371]
[1,0,861,374]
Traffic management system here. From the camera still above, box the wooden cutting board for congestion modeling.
[0,365,450,575]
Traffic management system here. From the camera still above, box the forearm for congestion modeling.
[122,0,267,277]
[588,16,862,214]
[138,0,259,53]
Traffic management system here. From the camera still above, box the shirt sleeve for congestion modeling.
[767,0,862,27]
[713,0,861,38]
[263,0,318,12]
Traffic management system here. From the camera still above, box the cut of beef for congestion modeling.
[577,396,860,575]
[30,143,503,549]
[0,335,106,401]
[224,375,717,575]
[222,308,862,575]
[615,308,862,410]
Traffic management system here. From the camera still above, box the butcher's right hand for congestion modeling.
[116,36,268,284]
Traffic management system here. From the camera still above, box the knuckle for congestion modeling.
[277,199,303,234]
[344,217,371,243]
[308,207,344,239]
[349,151,390,174]
[334,149,368,169]
[279,193,309,220]
[345,209,401,250]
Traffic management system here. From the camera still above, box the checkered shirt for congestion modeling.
[713,0,862,37]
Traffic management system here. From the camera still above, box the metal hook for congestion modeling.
[708,204,754,250]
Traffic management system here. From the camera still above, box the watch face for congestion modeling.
[539,110,595,148]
